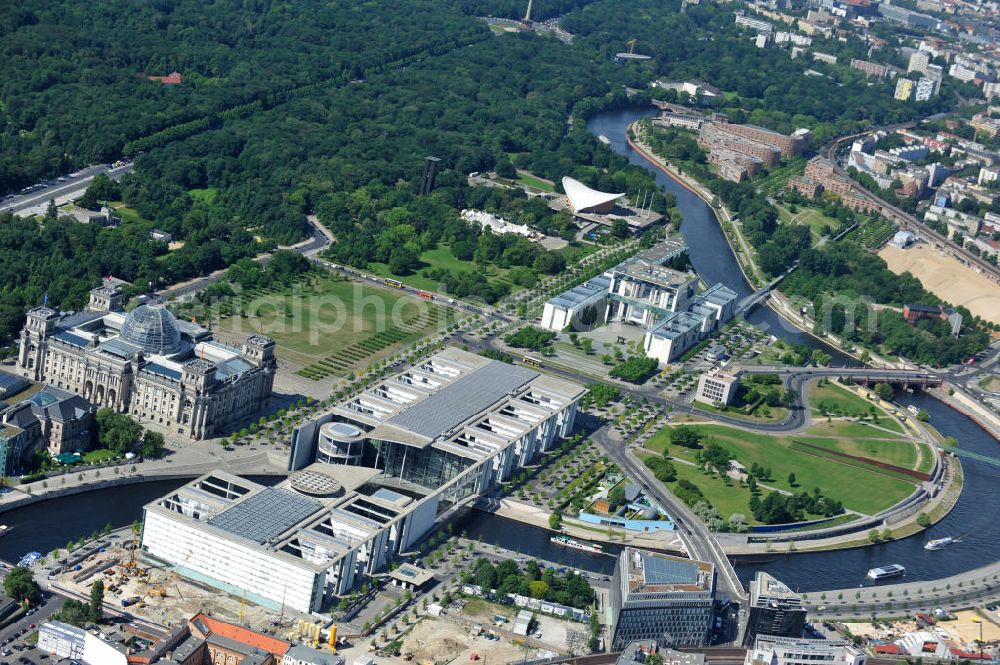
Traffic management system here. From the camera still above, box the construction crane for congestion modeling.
[626,38,638,54]
[123,524,140,573]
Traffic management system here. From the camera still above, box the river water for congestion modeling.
[0,108,995,594]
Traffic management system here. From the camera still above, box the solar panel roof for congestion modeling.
[52,330,89,347]
[385,361,537,440]
[207,488,322,544]
[57,311,104,330]
[642,552,699,585]
[100,338,143,358]
[145,362,183,381]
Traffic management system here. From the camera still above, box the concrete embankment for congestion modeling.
[474,497,685,554]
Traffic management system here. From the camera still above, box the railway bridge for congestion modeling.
[734,366,943,391]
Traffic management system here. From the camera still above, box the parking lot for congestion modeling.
[0,590,65,665]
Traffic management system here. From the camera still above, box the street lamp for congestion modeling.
[973,618,984,660]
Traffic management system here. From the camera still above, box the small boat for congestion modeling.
[598,134,612,145]
[0,525,9,538]
[924,536,958,550]
[907,405,920,416]
[550,535,603,554]
[867,564,906,580]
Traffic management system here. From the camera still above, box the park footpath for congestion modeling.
[0,439,288,511]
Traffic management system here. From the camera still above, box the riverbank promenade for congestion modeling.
[0,440,288,509]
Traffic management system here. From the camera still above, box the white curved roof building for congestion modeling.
[562,176,625,214]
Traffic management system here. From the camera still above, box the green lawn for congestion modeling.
[189,187,218,204]
[646,454,759,523]
[793,436,921,471]
[806,417,904,437]
[809,381,878,414]
[82,449,117,463]
[368,245,514,293]
[215,272,452,375]
[775,203,841,243]
[110,202,153,226]
[516,171,555,192]
[645,423,918,515]
[692,397,788,423]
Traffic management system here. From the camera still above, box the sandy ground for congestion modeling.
[841,620,918,640]
[941,610,1000,644]
[57,548,313,634]
[879,244,1000,324]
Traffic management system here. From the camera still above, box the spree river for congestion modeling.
[0,108,996,594]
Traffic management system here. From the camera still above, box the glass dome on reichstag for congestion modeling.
[119,304,183,355]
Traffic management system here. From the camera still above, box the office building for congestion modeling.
[701,119,810,158]
[695,372,741,406]
[895,78,914,101]
[144,348,585,612]
[541,275,611,332]
[908,51,931,74]
[735,13,774,33]
[877,3,936,29]
[743,573,807,647]
[981,167,1000,186]
[851,58,889,79]
[1,386,95,458]
[0,423,25,477]
[915,76,939,101]
[787,175,823,199]
[16,282,276,440]
[610,548,716,649]
[37,620,128,665]
[541,238,737,364]
[541,237,691,331]
[746,636,867,665]
[949,63,977,83]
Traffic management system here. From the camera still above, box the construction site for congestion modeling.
[49,526,322,639]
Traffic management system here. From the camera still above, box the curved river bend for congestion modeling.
[0,109,996,594]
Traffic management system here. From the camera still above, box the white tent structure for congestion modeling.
[562,176,625,214]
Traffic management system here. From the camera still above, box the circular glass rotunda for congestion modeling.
[119,304,184,355]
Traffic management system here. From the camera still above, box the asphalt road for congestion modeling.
[3,163,134,217]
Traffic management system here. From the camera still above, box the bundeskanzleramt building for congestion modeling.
[16,283,275,440]
[610,547,716,649]
[541,237,738,364]
[142,348,585,613]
